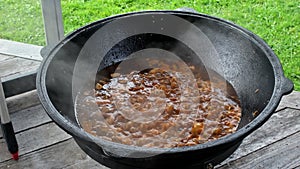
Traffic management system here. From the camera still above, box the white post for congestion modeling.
[40,0,64,47]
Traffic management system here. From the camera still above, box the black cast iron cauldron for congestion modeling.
[36,10,293,169]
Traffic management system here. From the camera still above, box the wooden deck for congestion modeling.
[0,39,299,169]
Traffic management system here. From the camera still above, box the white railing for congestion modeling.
[40,0,64,47]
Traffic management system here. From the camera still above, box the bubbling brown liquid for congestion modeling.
[76,58,241,148]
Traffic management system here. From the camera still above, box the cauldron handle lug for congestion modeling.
[281,77,294,95]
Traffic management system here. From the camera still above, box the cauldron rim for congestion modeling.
[37,10,293,156]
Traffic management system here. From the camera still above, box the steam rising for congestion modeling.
[72,13,227,158]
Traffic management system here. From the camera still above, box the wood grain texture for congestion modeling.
[0,54,13,62]
[0,92,299,168]
[0,139,108,169]
[0,39,43,61]
[62,158,108,169]
[276,91,300,111]
[0,104,51,138]
[218,131,300,169]
[0,122,71,162]
[217,108,300,168]
[6,90,40,113]
[0,57,40,78]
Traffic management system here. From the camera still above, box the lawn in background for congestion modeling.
[0,0,45,45]
[0,0,299,90]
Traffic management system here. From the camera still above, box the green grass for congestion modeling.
[0,0,299,90]
[0,0,45,45]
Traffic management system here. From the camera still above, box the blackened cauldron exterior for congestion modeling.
[37,11,293,169]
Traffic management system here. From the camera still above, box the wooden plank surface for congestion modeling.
[276,91,300,111]
[217,108,300,167]
[0,122,71,162]
[218,131,300,169]
[0,92,299,168]
[60,108,300,169]
[62,154,108,169]
[0,138,107,169]
[6,90,40,113]
[0,39,43,61]
[0,54,13,62]
[1,107,296,168]
[0,57,40,78]
[0,104,51,138]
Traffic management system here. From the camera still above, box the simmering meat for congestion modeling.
[76,58,241,148]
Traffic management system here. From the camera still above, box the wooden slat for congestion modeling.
[0,39,43,61]
[0,54,14,62]
[0,139,108,169]
[0,122,71,162]
[0,104,51,138]
[2,70,37,98]
[218,131,300,169]
[0,92,298,168]
[62,157,108,169]
[6,90,40,113]
[1,108,298,168]
[0,57,40,78]
[276,91,300,111]
[217,108,300,167]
